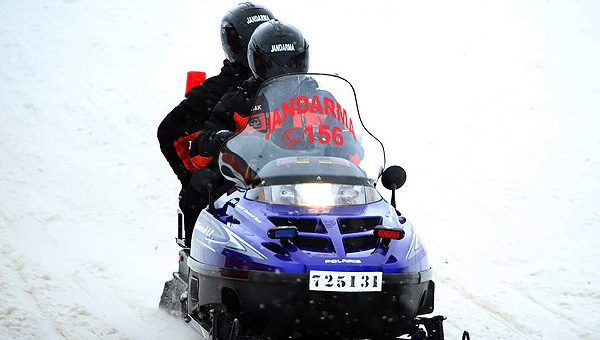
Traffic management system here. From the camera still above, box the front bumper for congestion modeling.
[189,259,435,338]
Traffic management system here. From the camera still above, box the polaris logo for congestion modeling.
[237,204,262,224]
[271,43,295,52]
[247,14,270,24]
[324,259,362,264]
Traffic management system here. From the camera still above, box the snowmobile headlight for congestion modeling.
[247,183,381,206]
[272,184,298,205]
[296,183,335,206]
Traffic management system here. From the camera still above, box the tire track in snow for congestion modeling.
[0,240,130,340]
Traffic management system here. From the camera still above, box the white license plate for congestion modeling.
[309,270,382,292]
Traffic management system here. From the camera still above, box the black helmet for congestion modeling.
[221,2,275,67]
[248,19,309,81]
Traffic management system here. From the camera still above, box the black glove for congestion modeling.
[212,130,236,150]
[176,164,192,188]
[342,132,364,160]
[326,131,364,161]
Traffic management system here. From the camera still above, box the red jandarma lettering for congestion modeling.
[267,95,355,141]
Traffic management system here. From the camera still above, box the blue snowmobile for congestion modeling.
[160,73,468,340]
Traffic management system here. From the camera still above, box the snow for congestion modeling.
[1,0,599,339]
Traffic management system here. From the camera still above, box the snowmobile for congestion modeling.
[160,73,469,340]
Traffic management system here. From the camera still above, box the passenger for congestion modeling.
[157,2,275,201]
[156,3,275,247]
[183,19,310,241]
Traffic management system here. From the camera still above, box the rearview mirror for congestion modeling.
[381,166,406,190]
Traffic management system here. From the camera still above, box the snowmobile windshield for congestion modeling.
[218,73,385,196]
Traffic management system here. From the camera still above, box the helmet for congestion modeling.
[221,2,275,67]
[248,19,309,81]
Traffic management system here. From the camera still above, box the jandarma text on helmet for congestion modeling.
[270,43,296,52]
[247,14,271,24]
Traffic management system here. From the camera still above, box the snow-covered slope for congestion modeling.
[1,1,599,339]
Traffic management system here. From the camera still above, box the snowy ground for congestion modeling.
[1,1,599,339]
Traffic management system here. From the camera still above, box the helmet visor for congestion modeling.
[251,49,309,81]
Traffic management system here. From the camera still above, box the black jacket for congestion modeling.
[190,77,260,160]
[157,60,251,185]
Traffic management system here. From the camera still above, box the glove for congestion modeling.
[212,130,236,150]
[326,130,364,162]
[176,164,192,188]
[342,132,364,161]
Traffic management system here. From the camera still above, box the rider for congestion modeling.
[157,2,275,199]
[192,19,309,160]
[182,19,310,241]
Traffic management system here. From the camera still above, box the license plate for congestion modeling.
[309,270,382,292]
